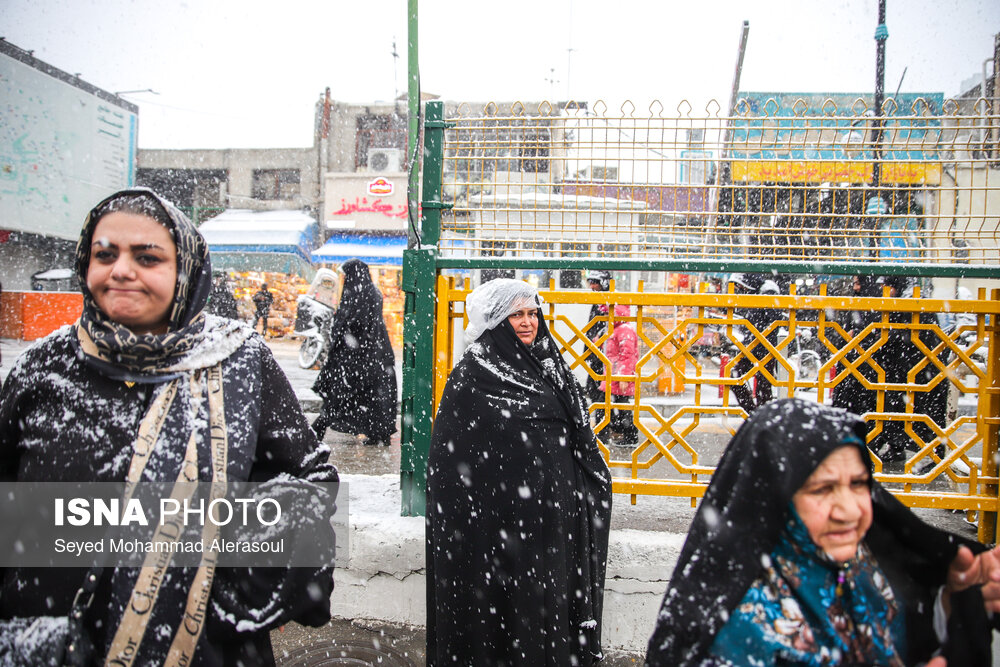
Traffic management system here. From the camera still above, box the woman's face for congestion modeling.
[792,445,873,563]
[86,211,178,334]
[508,307,539,345]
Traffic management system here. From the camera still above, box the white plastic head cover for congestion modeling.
[729,273,751,290]
[759,279,780,295]
[464,278,544,343]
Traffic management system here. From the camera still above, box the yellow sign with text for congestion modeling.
[731,160,941,185]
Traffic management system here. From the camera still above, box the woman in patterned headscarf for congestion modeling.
[0,188,338,665]
[645,398,999,667]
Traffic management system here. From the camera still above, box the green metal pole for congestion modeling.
[400,101,448,516]
[406,0,420,249]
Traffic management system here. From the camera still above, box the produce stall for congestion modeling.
[200,209,321,338]
[228,271,311,338]
[311,233,406,351]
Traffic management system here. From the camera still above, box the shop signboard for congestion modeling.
[324,173,408,232]
[729,92,944,185]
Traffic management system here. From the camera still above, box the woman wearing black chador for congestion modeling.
[426,278,612,666]
[312,259,397,445]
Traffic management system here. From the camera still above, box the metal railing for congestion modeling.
[400,99,1000,530]
[436,97,999,273]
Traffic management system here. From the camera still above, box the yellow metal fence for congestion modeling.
[433,276,1000,541]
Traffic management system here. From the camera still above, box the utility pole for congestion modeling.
[392,39,400,106]
[872,0,887,191]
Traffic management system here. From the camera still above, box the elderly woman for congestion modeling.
[426,279,613,666]
[645,398,999,667]
[0,188,337,665]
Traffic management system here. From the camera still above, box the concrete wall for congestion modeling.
[138,147,321,213]
[331,474,679,655]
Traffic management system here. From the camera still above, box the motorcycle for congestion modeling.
[294,268,340,369]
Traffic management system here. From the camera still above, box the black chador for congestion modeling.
[312,259,397,444]
[426,307,612,666]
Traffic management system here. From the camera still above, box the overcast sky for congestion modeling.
[2,0,997,149]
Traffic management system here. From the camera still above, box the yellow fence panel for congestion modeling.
[433,277,1000,540]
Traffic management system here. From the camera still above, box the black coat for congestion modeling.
[208,283,240,320]
[252,288,273,315]
[426,313,612,666]
[312,259,397,441]
[0,326,337,666]
[644,398,991,666]
[585,302,609,400]
[832,276,882,417]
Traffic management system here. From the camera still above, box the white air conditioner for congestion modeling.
[367,148,403,173]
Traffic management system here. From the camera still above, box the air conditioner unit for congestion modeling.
[367,148,403,173]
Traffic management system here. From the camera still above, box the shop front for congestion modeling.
[721,91,944,264]
[199,209,320,337]
[310,233,406,351]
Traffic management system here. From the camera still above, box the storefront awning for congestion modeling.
[199,209,320,279]
[311,234,407,267]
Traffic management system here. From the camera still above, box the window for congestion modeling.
[519,128,550,173]
[445,118,550,180]
[596,242,629,258]
[136,168,226,208]
[356,114,407,170]
[252,169,300,200]
[590,166,618,181]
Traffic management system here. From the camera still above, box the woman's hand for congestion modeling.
[944,544,1000,615]
[926,657,946,667]
[948,545,1000,590]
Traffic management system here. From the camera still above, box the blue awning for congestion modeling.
[311,234,407,267]
[200,209,320,278]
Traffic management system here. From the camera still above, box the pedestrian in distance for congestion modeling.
[252,282,274,337]
[311,258,397,446]
[831,274,881,418]
[645,398,1000,667]
[426,278,612,666]
[728,273,782,415]
[207,272,239,320]
[870,275,920,464]
[0,188,338,665]
[602,304,640,446]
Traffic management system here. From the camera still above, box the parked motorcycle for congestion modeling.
[295,268,341,369]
